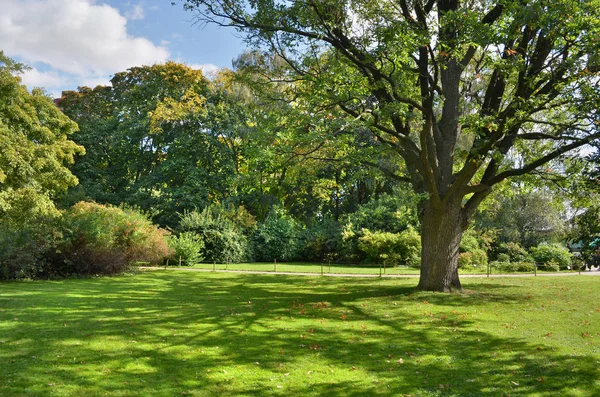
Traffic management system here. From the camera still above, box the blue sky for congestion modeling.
[0,0,249,97]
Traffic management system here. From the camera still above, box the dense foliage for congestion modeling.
[1,202,171,280]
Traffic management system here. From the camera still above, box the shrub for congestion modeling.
[0,215,61,280]
[490,260,518,273]
[357,226,421,267]
[530,243,571,270]
[458,252,473,268]
[340,189,421,261]
[539,260,560,272]
[179,207,248,263]
[49,202,172,276]
[497,242,532,263]
[458,249,488,270]
[460,231,480,254]
[252,207,301,261]
[472,248,488,267]
[515,261,535,272]
[298,219,342,262]
[169,232,204,265]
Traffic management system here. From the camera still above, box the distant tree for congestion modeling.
[182,0,600,291]
[476,188,568,248]
[59,63,241,226]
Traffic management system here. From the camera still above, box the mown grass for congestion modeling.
[1,272,599,396]
[185,261,583,276]
[188,261,424,275]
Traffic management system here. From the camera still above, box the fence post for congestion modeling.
[379,263,382,278]
[321,263,323,276]
[179,256,182,267]
[487,261,490,278]
[274,258,277,272]
[213,260,216,272]
[534,262,537,277]
[329,260,331,274]
[225,257,228,271]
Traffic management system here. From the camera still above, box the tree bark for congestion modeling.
[417,198,465,292]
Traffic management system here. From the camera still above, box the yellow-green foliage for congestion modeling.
[357,226,421,266]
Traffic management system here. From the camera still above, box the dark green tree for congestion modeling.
[60,63,244,226]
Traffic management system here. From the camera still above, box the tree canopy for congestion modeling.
[0,52,83,223]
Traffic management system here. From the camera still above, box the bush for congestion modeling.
[49,202,172,276]
[459,230,488,269]
[539,260,560,272]
[515,261,535,272]
[357,226,421,267]
[472,248,488,267]
[340,189,421,261]
[458,249,488,270]
[252,207,301,262]
[0,215,61,280]
[490,259,535,273]
[458,252,473,268]
[490,260,519,273]
[179,206,248,263]
[298,219,342,262]
[530,243,571,270]
[497,242,532,263]
[460,231,480,254]
[169,232,205,265]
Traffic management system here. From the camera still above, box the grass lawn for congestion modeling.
[184,261,578,276]
[188,261,423,275]
[186,261,490,275]
[1,272,599,396]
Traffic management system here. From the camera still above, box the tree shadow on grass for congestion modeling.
[0,272,598,396]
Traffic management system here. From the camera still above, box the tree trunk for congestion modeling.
[417,199,465,292]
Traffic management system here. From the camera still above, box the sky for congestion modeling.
[0,0,249,97]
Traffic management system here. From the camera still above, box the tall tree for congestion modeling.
[181,0,600,291]
[0,52,83,222]
[60,62,244,226]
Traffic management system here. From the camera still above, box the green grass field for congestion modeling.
[184,261,581,276]
[1,271,599,396]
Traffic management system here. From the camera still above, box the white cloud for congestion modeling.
[0,0,168,90]
[126,4,145,21]
[189,63,220,76]
[20,68,68,90]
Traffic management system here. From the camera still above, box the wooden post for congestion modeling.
[328,260,331,274]
[226,257,228,270]
[274,258,277,272]
[213,260,216,272]
[534,262,537,277]
[379,263,382,278]
[179,256,182,267]
[487,260,490,278]
[321,263,323,276]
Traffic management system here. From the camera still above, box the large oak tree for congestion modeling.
[180,0,600,291]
